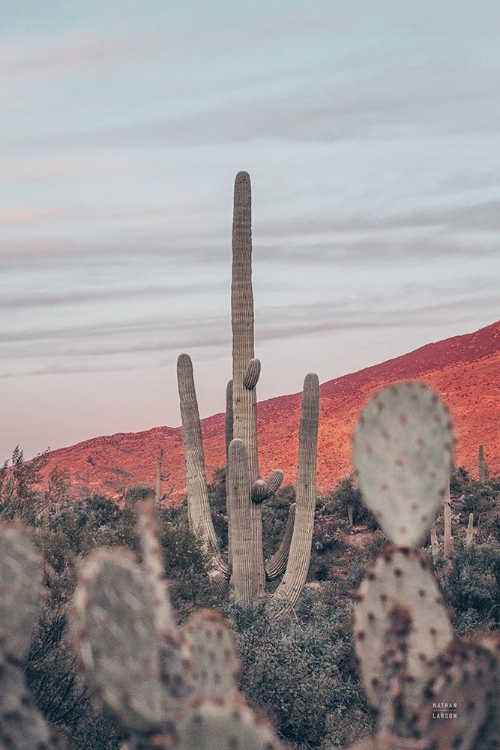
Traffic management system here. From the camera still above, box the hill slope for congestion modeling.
[43,320,500,500]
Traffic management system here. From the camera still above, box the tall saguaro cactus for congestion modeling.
[231,172,259,480]
[231,172,265,589]
[177,172,319,612]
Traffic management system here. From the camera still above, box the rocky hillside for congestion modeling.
[42,319,500,501]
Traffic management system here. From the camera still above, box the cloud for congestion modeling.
[3,187,500,266]
[0,26,204,85]
[0,207,63,226]
[3,37,500,157]
[1,273,497,378]
[0,280,227,310]
[257,290,500,344]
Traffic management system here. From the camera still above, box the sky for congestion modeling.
[1,1,500,460]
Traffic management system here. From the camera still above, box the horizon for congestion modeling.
[2,2,500,460]
[14,316,500,460]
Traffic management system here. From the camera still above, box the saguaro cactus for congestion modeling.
[177,172,319,612]
[478,443,488,483]
[466,512,475,544]
[443,478,452,558]
[155,448,173,504]
[348,382,500,749]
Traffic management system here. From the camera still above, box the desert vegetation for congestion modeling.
[1,174,499,748]
[1,391,499,748]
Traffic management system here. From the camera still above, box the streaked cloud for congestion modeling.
[0,207,63,225]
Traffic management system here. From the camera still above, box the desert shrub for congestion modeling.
[324,474,379,530]
[158,504,221,618]
[261,484,296,559]
[225,591,373,748]
[80,494,125,528]
[0,446,49,524]
[124,483,155,508]
[477,502,500,539]
[450,465,471,494]
[459,481,499,516]
[449,467,500,521]
[434,537,500,634]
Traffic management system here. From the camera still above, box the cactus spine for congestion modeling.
[177,172,319,611]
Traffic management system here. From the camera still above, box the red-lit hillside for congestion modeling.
[42,320,500,501]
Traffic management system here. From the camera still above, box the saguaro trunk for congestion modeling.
[443,480,452,558]
[478,444,487,483]
[177,354,218,554]
[273,374,319,612]
[231,171,265,590]
[227,439,255,606]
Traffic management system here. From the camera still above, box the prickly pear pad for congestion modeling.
[353,382,454,548]
[178,694,284,750]
[353,549,453,720]
[182,610,239,699]
[417,639,497,750]
[72,549,164,733]
[0,659,63,749]
[0,524,44,661]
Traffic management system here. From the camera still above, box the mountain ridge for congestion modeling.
[42,319,500,500]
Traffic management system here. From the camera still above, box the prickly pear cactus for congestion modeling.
[182,610,239,699]
[177,695,283,750]
[0,524,67,749]
[416,639,497,750]
[0,524,45,661]
[71,502,284,750]
[349,383,500,750]
[353,548,452,717]
[353,381,454,548]
[71,549,166,733]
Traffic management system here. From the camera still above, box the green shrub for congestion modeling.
[435,537,500,634]
[322,475,378,530]
[225,590,373,748]
[450,465,471,494]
